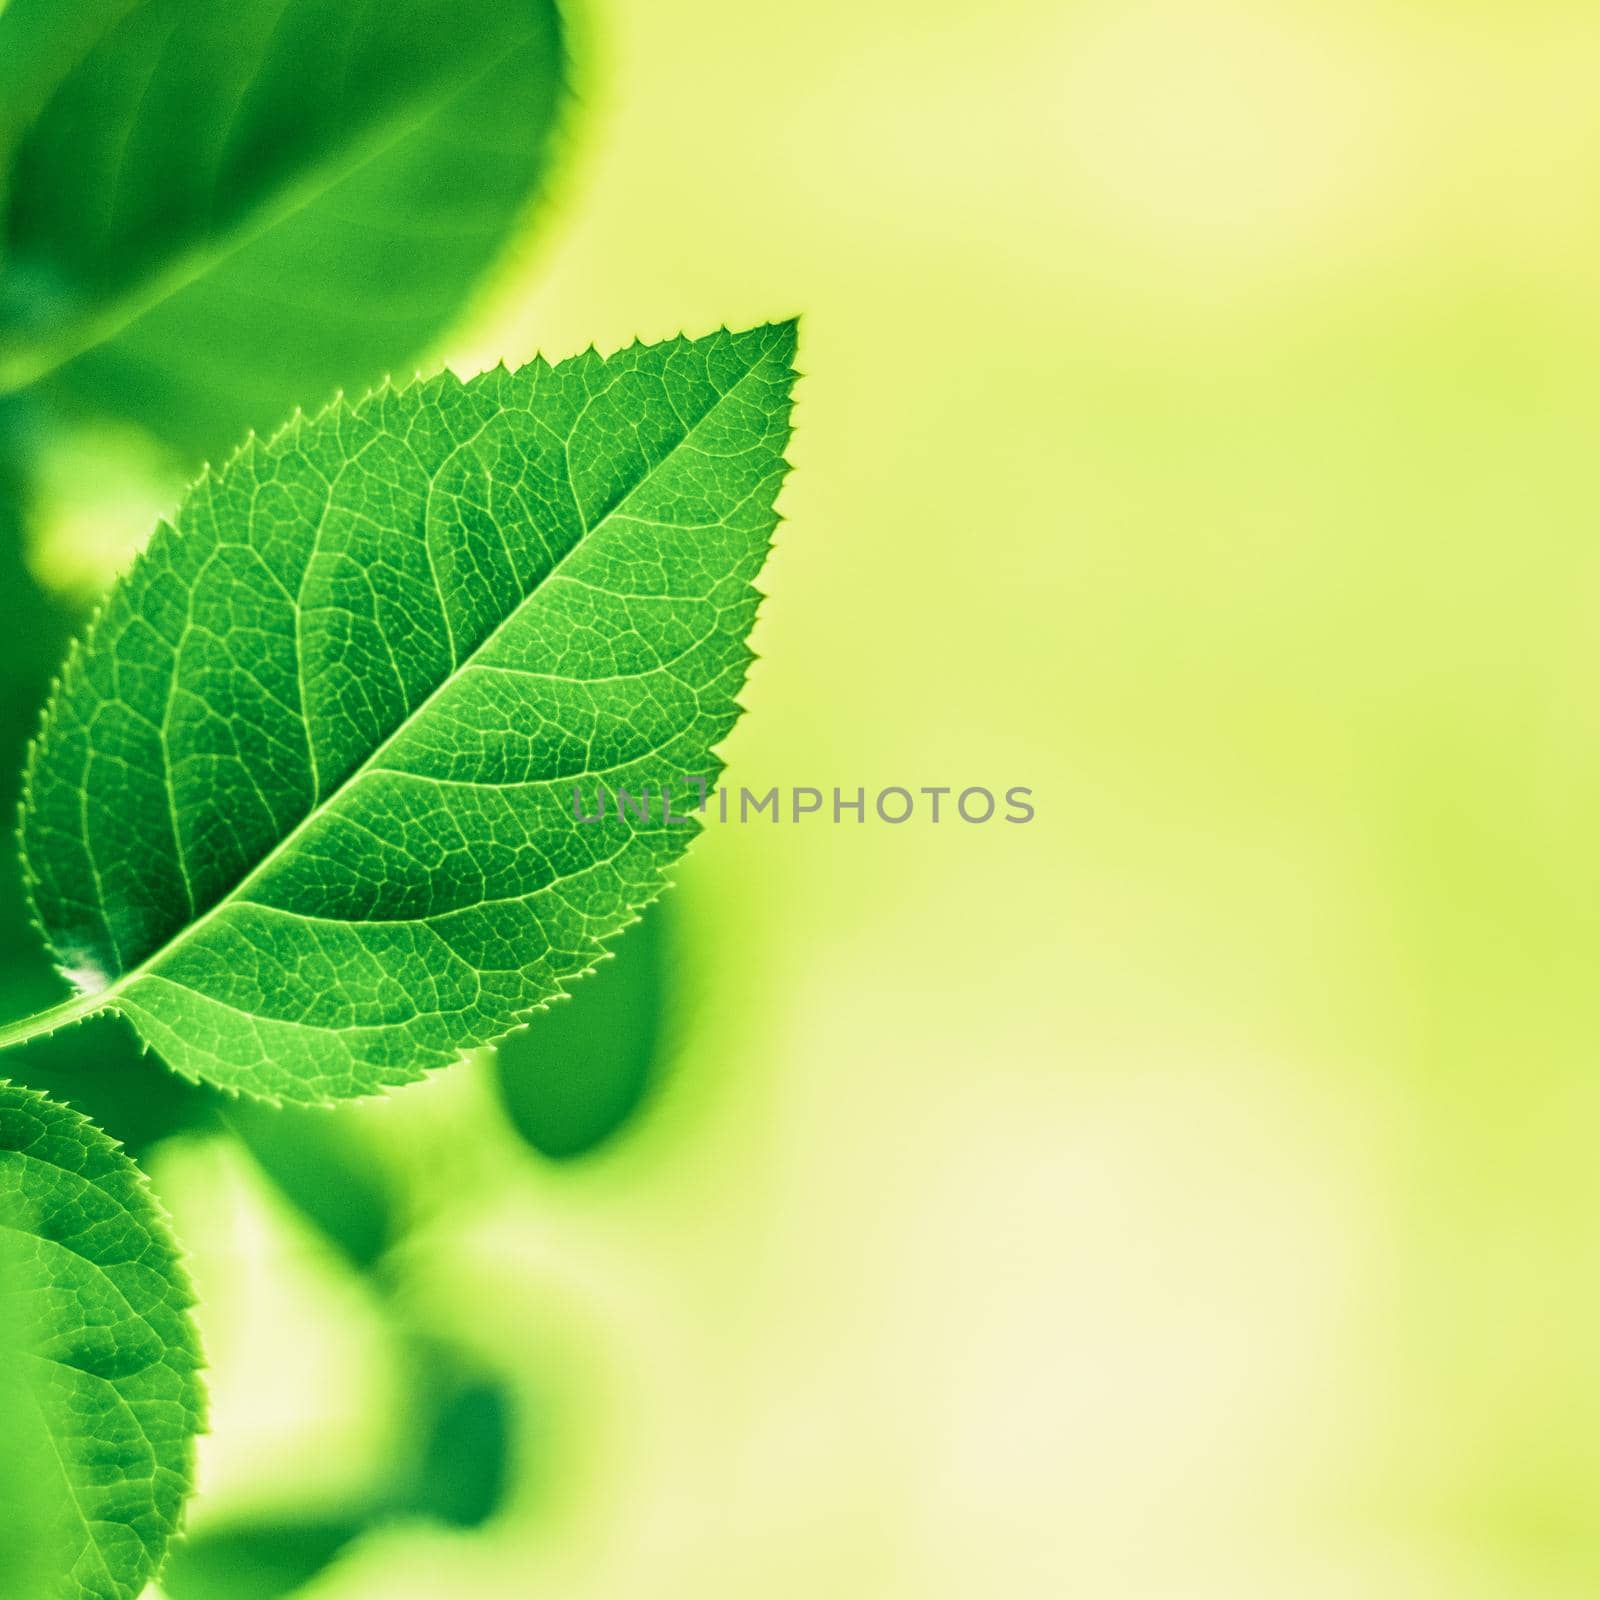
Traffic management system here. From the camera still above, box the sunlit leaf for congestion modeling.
[21,324,798,1103]
[0,1082,203,1600]
[0,452,215,1158]
[0,1229,61,1600]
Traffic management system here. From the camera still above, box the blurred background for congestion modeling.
[10,0,1600,1594]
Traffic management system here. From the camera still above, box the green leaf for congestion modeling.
[160,1518,365,1600]
[0,437,73,775]
[396,1345,514,1529]
[0,0,569,463]
[20,323,798,1104]
[0,1013,219,1165]
[0,450,217,1159]
[0,1082,203,1600]
[0,1232,64,1600]
[493,898,670,1159]
[0,0,144,154]
[222,1098,396,1272]
[160,1351,512,1600]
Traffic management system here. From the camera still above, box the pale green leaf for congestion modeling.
[0,0,568,462]
[0,1081,203,1600]
[20,323,798,1103]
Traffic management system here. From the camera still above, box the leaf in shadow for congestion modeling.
[492,900,672,1160]
[0,443,70,775]
[0,0,145,151]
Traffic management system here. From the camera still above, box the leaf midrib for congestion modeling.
[0,11,550,395]
[81,345,776,1013]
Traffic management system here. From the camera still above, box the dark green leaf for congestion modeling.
[493,899,670,1158]
[161,1347,513,1599]
[0,0,144,154]
[21,324,798,1103]
[396,1342,513,1529]
[223,1099,395,1272]
[160,1518,364,1600]
[0,0,568,462]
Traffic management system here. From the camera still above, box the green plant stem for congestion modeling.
[0,991,107,1053]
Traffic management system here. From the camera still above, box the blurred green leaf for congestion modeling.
[223,1099,396,1273]
[397,1342,514,1530]
[492,901,671,1159]
[160,1518,366,1600]
[0,1082,203,1600]
[0,0,143,150]
[0,0,569,463]
[159,1350,511,1600]
[20,416,184,602]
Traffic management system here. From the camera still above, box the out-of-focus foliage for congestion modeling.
[0,1,141,138]
[162,1343,513,1600]
[162,1518,370,1600]
[21,417,180,600]
[0,1081,202,1599]
[493,900,670,1159]
[392,1342,513,1530]
[223,1101,397,1274]
[413,0,1600,1594]
[156,1131,514,1600]
[0,0,569,464]
[0,439,66,789]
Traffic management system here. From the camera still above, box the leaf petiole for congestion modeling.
[0,990,108,1053]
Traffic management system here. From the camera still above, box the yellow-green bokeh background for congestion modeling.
[133,0,1600,1592]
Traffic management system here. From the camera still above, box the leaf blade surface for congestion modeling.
[0,1081,203,1600]
[22,324,797,1102]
